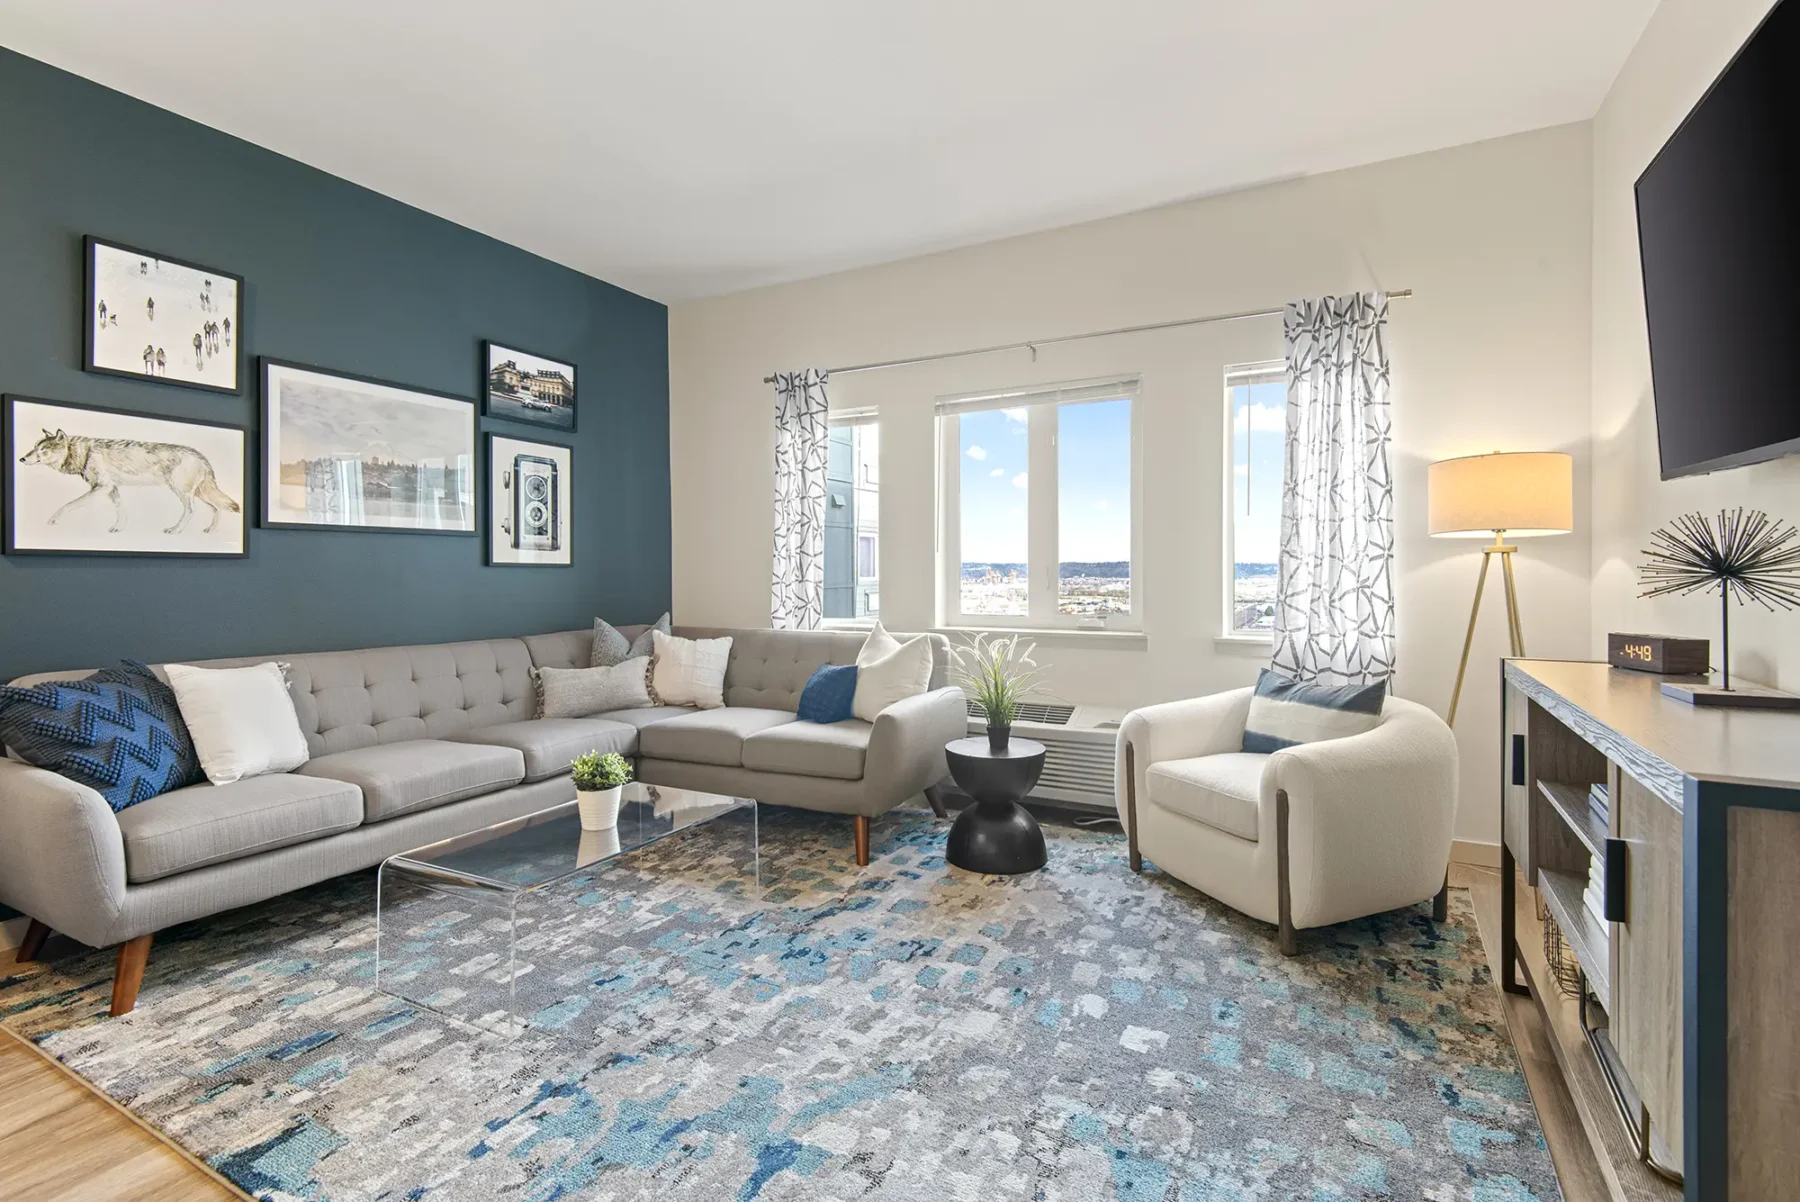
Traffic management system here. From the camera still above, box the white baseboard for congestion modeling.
[0,917,25,954]
[1451,839,1501,869]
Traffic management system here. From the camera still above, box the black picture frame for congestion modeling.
[3,394,250,559]
[83,236,245,396]
[483,432,574,568]
[483,340,578,433]
[260,358,478,536]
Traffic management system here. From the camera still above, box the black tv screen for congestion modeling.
[1636,0,1800,479]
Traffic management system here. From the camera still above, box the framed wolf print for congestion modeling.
[3,396,247,558]
[484,341,576,432]
[262,360,477,535]
[84,237,244,395]
[486,433,572,567]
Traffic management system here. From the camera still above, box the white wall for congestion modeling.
[669,124,1595,848]
[1590,0,1800,689]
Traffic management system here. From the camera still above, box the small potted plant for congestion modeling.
[949,632,1044,753]
[571,750,633,831]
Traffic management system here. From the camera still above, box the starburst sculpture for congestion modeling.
[1638,508,1800,690]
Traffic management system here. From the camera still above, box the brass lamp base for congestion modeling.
[1446,532,1524,727]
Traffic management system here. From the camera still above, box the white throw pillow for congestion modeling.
[650,630,732,710]
[852,622,934,722]
[164,662,310,785]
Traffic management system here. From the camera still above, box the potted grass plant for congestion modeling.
[571,750,633,831]
[949,632,1044,753]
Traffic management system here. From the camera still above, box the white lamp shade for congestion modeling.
[1428,452,1573,538]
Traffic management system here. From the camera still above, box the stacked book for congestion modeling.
[1584,782,1610,923]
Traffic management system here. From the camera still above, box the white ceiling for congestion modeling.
[0,1,1656,302]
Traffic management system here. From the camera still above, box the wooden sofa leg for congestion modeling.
[1124,743,1142,872]
[923,784,949,819]
[110,934,153,1017]
[1276,789,1298,956]
[853,816,871,867]
[1432,874,1449,923]
[15,919,50,964]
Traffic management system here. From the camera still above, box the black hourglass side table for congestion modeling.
[943,737,1048,875]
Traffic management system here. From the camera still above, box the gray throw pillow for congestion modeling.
[536,661,653,719]
[592,612,671,668]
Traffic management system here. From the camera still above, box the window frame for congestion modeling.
[937,377,1143,632]
[1222,361,1285,641]
[822,407,880,629]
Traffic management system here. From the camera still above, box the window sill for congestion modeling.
[1214,634,1273,655]
[820,619,877,632]
[936,626,1147,649]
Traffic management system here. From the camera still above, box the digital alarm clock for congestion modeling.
[1607,633,1709,676]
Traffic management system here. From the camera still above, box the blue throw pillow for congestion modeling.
[0,660,203,811]
[796,664,858,723]
[1241,668,1387,754]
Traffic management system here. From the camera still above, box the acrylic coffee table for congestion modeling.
[375,782,758,1036]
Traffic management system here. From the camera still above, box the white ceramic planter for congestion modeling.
[577,785,624,831]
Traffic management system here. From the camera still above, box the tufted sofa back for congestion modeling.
[7,625,952,755]
[182,640,537,757]
[524,626,951,713]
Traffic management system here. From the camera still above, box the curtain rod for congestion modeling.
[762,289,1412,384]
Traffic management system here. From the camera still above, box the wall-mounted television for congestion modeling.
[1635,0,1800,479]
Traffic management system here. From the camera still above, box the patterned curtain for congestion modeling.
[770,369,831,630]
[1271,293,1395,685]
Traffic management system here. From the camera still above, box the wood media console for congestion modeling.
[1500,660,1800,1202]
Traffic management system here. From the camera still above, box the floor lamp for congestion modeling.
[1431,452,1574,727]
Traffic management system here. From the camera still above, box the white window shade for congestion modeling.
[935,377,1140,417]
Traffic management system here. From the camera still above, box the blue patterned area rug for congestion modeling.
[0,809,1558,1202]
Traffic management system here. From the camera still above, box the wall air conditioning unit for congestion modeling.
[965,700,1126,813]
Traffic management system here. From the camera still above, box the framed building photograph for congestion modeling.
[84,236,244,395]
[484,341,577,432]
[261,359,477,535]
[486,433,572,567]
[3,395,247,558]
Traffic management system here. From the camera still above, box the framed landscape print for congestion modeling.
[261,359,477,535]
[486,433,572,567]
[484,341,576,432]
[84,236,244,395]
[3,395,247,558]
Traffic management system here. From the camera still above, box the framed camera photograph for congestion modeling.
[3,395,248,558]
[486,433,572,567]
[484,341,576,432]
[84,236,244,395]
[262,359,476,535]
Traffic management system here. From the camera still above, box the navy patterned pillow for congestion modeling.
[0,661,203,811]
[796,664,858,723]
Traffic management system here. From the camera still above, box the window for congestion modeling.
[1226,364,1284,636]
[939,378,1140,629]
[823,412,879,622]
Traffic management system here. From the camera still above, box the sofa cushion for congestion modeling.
[116,773,363,884]
[1147,752,1268,842]
[446,718,636,782]
[637,708,796,768]
[741,718,872,781]
[593,706,699,731]
[297,739,525,823]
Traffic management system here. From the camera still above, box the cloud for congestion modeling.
[1012,472,1029,489]
[1095,500,1110,510]
[989,467,1004,478]
[1233,403,1284,435]
[1003,407,1027,423]
[1009,506,1024,518]
[1234,464,1248,476]
[966,445,988,461]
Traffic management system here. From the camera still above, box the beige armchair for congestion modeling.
[1115,687,1458,953]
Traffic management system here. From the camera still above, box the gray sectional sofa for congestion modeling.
[0,624,965,1015]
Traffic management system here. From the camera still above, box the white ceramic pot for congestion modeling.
[577,784,624,831]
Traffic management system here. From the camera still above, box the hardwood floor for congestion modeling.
[0,1026,242,1201]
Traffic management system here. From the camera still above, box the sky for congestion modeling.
[959,397,1131,564]
[1232,380,1284,564]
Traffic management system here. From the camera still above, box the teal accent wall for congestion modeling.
[0,48,670,683]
